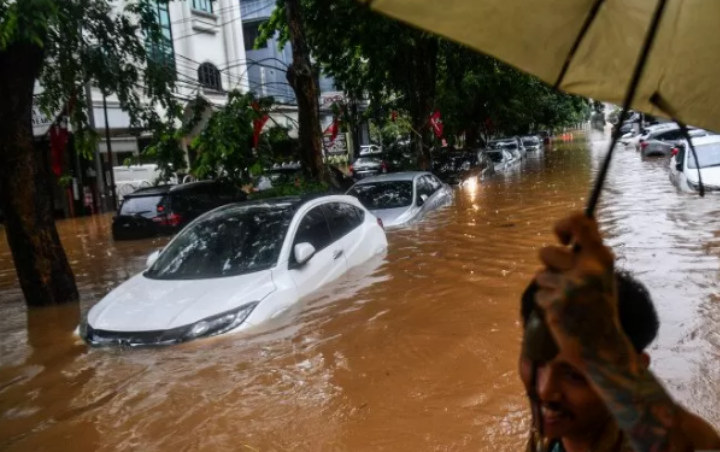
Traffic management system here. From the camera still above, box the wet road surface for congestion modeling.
[0,130,718,450]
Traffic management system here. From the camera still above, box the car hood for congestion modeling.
[88,270,276,331]
[687,166,720,188]
[371,206,416,227]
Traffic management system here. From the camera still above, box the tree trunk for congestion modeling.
[0,42,79,307]
[408,36,438,170]
[284,0,326,183]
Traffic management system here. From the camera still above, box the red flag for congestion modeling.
[49,124,69,177]
[324,118,339,143]
[429,110,443,138]
[253,115,269,148]
[391,110,398,122]
[251,101,269,148]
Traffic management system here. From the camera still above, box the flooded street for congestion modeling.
[1,130,719,450]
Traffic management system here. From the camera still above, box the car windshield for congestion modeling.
[145,204,295,280]
[501,142,518,150]
[486,151,504,162]
[348,181,414,209]
[360,146,381,156]
[119,195,164,216]
[522,139,538,146]
[688,143,720,169]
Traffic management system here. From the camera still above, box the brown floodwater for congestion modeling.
[1,130,719,451]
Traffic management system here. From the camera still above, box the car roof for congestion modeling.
[690,135,720,146]
[353,171,429,183]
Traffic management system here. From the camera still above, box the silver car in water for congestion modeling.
[346,172,453,228]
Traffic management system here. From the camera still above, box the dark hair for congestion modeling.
[521,271,659,353]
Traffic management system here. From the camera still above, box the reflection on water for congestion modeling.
[1,130,719,450]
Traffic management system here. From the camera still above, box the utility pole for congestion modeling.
[102,92,117,210]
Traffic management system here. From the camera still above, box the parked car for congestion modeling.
[114,164,176,203]
[111,180,247,241]
[83,195,388,346]
[484,149,517,172]
[256,162,303,191]
[494,138,525,160]
[346,171,452,228]
[633,123,678,151]
[432,150,493,184]
[359,144,383,157]
[349,156,390,180]
[642,128,710,158]
[669,135,720,192]
[521,135,543,153]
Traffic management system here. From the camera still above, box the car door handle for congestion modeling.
[333,249,343,260]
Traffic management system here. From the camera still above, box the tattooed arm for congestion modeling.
[534,213,720,452]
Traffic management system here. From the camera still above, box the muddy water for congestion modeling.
[1,130,719,451]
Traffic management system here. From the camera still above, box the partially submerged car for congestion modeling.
[83,195,388,346]
[346,171,452,228]
[669,135,720,192]
[432,151,494,184]
[111,180,247,241]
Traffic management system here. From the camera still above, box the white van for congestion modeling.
[113,164,175,201]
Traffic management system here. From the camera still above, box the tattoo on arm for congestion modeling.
[584,355,687,452]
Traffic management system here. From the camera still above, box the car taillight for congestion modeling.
[671,147,679,156]
[377,217,384,229]
[640,141,648,150]
[157,205,164,213]
[349,164,353,173]
[152,212,182,227]
[381,161,388,172]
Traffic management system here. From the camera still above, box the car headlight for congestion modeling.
[184,302,259,340]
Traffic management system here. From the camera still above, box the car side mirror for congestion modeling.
[293,242,316,266]
[146,249,161,268]
[676,163,683,171]
[417,194,428,206]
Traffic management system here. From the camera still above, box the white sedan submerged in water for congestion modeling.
[81,195,388,346]
[346,171,452,228]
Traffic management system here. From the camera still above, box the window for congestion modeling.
[323,203,365,240]
[426,175,442,192]
[656,130,682,141]
[243,21,268,51]
[292,206,333,258]
[347,181,413,210]
[198,62,222,91]
[147,1,175,74]
[192,0,213,13]
[416,176,436,198]
[145,205,294,280]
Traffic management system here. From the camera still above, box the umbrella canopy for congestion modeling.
[363,0,720,132]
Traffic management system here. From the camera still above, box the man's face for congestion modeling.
[519,351,611,441]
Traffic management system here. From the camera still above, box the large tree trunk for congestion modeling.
[407,36,438,170]
[284,0,327,183]
[0,42,79,307]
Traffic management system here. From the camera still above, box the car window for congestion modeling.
[687,143,720,169]
[119,195,164,217]
[323,202,365,239]
[656,130,682,141]
[426,175,442,192]
[145,205,295,280]
[292,206,334,255]
[416,176,435,198]
[486,151,504,163]
[347,181,413,209]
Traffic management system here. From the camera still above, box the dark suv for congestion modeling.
[112,180,247,240]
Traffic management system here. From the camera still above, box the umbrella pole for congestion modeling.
[585,0,668,217]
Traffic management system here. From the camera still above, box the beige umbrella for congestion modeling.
[363,0,720,135]
[362,1,713,447]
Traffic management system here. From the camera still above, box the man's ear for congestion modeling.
[638,352,650,370]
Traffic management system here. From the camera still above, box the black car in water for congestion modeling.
[112,180,247,240]
[432,150,495,184]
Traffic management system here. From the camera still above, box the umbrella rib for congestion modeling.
[553,0,606,90]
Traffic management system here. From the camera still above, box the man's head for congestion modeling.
[519,271,659,442]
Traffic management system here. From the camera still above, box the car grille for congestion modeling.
[84,324,184,347]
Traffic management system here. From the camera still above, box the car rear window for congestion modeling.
[119,195,164,217]
[347,181,413,209]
